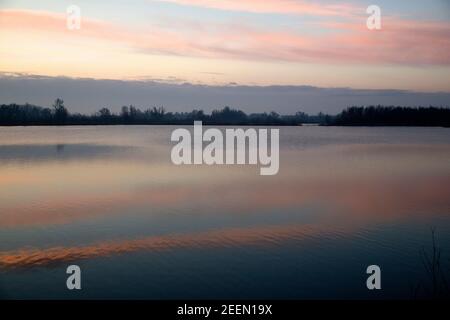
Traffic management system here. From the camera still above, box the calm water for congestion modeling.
[0,126,449,299]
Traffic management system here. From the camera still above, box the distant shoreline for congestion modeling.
[1,100,449,127]
[1,124,449,128]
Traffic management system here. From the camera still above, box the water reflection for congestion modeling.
[0,143,135,163]
[0,126,449,298]
[0,224,329,268]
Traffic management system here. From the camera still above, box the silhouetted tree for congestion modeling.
[52,98,68,124]
[98,108,111,118]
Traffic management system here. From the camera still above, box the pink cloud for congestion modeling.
[154,0,359,17]
[1,9,450,65]
[0,9,132,44]
[321,18,450,65]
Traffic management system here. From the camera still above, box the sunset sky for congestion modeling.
[1,0,450,90]
[0,0,449,113]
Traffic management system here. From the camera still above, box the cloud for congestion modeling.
[153,0,359,17]
[320,17,450,65]
[1,9,450,66]
[1,72,450,114]
[0,9,120,42]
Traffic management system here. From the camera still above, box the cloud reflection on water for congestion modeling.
[0,223,330,268]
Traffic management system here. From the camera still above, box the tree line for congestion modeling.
[0,99,449,126]
[333,106,450,127]
[0,99,330,126]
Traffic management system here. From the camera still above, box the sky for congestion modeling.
[0,0,449,113]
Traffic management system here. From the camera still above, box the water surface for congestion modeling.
[0,126,449,299]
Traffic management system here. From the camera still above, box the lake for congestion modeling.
[0,126,449,299]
